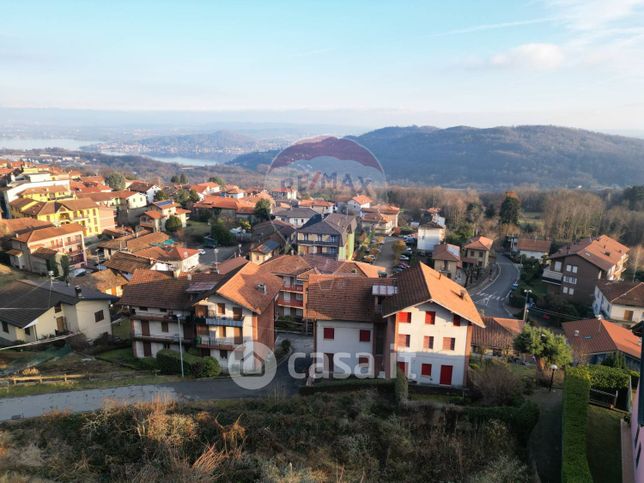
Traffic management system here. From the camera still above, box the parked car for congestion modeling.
[399,255,410,261]
[70,268,87,278]
[511,281,519,290]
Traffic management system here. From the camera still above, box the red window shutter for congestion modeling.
[359,329,371,342]
[421,363,432,376]
[453,314,461,326]
[424,336,434,350]
[443,337,456,351]
[397,361,407,374]
[397,334,410,347]
[425,311,436,324]
[397,312,411,323]
[323,327,335,339]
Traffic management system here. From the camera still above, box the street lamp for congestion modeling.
[549,364,558,392]
[214,248,219,273]
[522,289,533,323]
[238,243,242,257]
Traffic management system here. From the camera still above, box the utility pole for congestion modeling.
[523,289,533,323]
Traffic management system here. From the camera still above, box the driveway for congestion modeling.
[0,333,312,421]
[375,236,397,273]
[469,253,520,318]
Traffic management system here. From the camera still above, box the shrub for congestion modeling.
[457,400,539,444]
[394,369,408,406]
[156,350,219,377]
[561,367,592,483]
[138,357,158,371]
[299,378,394,395]
[469,361,524,406]
[586,364,630,392]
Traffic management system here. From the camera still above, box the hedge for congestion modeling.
[562,367,592,483]
[156,349,221,378]
[586,364,630,392]
[395,369,409,406]
[299,378,394,396]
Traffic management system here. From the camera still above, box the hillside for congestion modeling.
[228,125,644,188]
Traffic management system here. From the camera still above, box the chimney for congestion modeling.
[459,289,466,299]
[574,330,579,337]
[74,285,83,298]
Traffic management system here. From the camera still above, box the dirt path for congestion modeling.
[528,387,563,483]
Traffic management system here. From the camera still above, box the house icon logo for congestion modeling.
[228,341,277,390]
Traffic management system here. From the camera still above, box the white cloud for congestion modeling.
[490,43,565,70]
[547,0,644,30]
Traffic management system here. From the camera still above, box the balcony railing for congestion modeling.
[195,336,242,348]
[282,283,304,292]
[193,315,244,327]
[542,268,562,284]
[277,296,304,308]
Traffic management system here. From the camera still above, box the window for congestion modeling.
[94,310,105,323]
[452,314,461,326]
[424,336,434,350]
[359,329,371,342]
[139,306,148,311]
[443,337,456,351]
[358,356,369,366]
[160,308,167,312]
[421,363,432,376]
[397,312,411,323]
[566,264,572,272]
[563,286,569,294]
[2,321,8,333]
[161,322,169,332]
[568,288,575,295]
[397,334,410,348]
[163,343,170,349]
[323,327,335,340]
[571,265,578,273]
[554,261,562,271]
[55,303,62,313]
[625,310,634,322]
[232,307,243,321]
[217,303,225,315]
[397,361,408,374]
[24,327,31,336]
[425,311,436,324]
[219,350,228,359]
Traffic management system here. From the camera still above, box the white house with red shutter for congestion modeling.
[306,262,484,387]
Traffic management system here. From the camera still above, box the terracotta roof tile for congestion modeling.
[473,317,525,351]
[563,318,641,360]
[464,236,494,251]
[550,235,629,271]
[517,238,551,253]
[597,280,644,307]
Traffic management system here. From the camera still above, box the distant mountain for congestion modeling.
[227,125,644,188]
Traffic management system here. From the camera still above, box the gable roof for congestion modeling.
[597,280,644,307]
[473,317,525,350]
[77,269,129,293]
[212,262,282,314]
[431,243,461,262]
[0,279,115,328]
[299,213,356,239]
[306,275,393,322]
[563,318,641,360]
[97,231,170,252]
[273,207,318,219]
[12,223,84,244]
[517,238,551,253]
[0,218,52,238]
[350,195,373,205]
[128,181,157,193]
[382,262,484,327]
[104,252,157,274]
[464,236,494,251]
[550,235,629,271]
[118,269,193,310]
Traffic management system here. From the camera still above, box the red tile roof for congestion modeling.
[213,262,282,314]
[12,223,84,244]
[473,317,525,351]
[597,280,644,307]
[517,238,551,253]
[464,236,494,251]
[550,235,629,271]
[563,318,641,360]
[382,262,484,327]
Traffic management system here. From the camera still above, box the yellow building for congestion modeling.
[9,198,102,237]
[19,185,74,202]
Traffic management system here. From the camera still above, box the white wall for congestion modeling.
[417,227,445,253]
[394,301,469,387]
[64,299,112,340]
[315,320,374,377]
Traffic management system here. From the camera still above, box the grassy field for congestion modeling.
[0,389,533,481]
[110,319,131,340]
[0,264,39,288]
[0,373,181,398]
[183,220,210,243]
[587,405,623,483]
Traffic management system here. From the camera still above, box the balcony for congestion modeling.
[133,333,191,344]
[193,315,244,327]
[195,336,242,349]
[542,268,562,284]
[282,283,303,293]
[277,296,304,308]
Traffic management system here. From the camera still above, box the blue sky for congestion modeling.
[1,0,644,129]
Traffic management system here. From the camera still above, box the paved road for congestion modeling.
[469,253,520,318]
[197,246,240,270]
[0,334,312,421]
[375,236,397,273]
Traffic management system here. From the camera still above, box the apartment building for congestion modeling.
[7,223,86,274]
[297,213,357,261]
[9,197,102,237]
[0,170,71,218]
[360,204,400,235]
[307,262,484,387]
[127,182,161,204]
[119,263,281,371]
[417,222,446,254]
[542,235,630,305]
